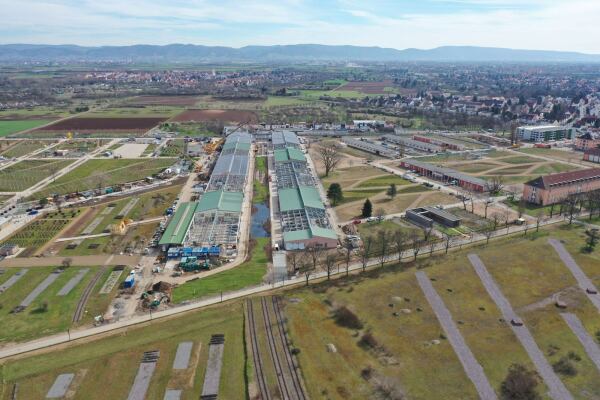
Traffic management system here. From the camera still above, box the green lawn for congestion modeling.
[357,219,419,238]
[356,175,411,188]
[33,158,176,199]
[499,155,540,165]
[0,266,103,343]
[531,163,579,175]
[255,156,267,173]
[0,302,246,400]
[337,189,383,205]
[172,237,269,303]
[253,179,269,204]
[0,139,51,158]
[0,159,74,192]
[0,120,53,137]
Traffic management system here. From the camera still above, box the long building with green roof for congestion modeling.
[271,132,338,250]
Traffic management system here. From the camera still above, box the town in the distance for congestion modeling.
[1,43,600,400]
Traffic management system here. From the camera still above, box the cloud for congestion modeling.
[0,0,599,53]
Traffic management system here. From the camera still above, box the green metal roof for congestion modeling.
[159,202,197,246]
[223,140,251,152]
[278,185,324,212]
[283,227,337,242]
[197,190,243,213]
[274,147,306,163]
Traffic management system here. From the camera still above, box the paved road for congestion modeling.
[548,239,600,312]
[415,271,497,399]
[468,254,573,400]
[560,313,600,374]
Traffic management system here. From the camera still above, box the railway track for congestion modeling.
[246,299,271,400]
[72,266,106,322]
[272,296,306,400]
[261,297,305,400]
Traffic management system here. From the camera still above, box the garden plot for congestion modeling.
[0,159,73,192]
[33,158,176,199]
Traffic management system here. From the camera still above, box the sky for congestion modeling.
[2,0,600,53]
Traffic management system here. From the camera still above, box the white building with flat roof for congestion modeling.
[517,125,574,142]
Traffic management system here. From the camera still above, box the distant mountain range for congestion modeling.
[1,44,599,63]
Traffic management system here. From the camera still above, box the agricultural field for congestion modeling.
[126,95,200,107]
[0,159,74,192]
[0,210,81,257]
[0,265,120,343]
[33,158,176,199]
[0,302,246,400]
[33,117,166,134]
[0,120,53,137]
[285,224,600,399]
[53,139,110,154]
[334,80,395,94]
[170,109,258,124]
[0,139,54,158]
[0,106,71,120]
[55,186,180,256]
[85,106,184,118]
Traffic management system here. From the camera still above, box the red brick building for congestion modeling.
[575,132,600,151]
[523,168,600,205]
[583,148,600,164]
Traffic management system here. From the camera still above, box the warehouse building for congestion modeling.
[406,207,462,228]
[382,134,444,153]
[341,137,398,158]
[583,148,600,164]
[523,168,600,205]
[517,125,574,142]
[272,130,301,149]
[412,135,465,151]
[400,159,487,192]
[272,132,338,249]
[159,132,252,253]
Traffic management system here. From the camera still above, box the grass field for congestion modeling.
[0,120,53,137]
[356,175,411,188]
[172,237,269,303]
[517,148,589,164]
[0,159,73,192]
[33,158,175,199]
[285,224,600,399]
[0,302,246,400]
[0,139,52,158]
[85,106,183,118]
[1,210,81,256]
[356,218,420,238]
[0,265,110,343]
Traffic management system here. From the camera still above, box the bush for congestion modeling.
[501,364,540,400]
[333,306,363,330]
[553,357,577,376]
[358,332,379,350]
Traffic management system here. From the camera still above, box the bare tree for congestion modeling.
[324,253,337,280]
[563,194,580,225]
[535,212,544,232]
[317,144,342,177]
[409,231,422,261]
[299,258,314,286]
[485,176,504,195]
[517,198,526,219]
[421,225,434,242]
[482,223,495,245]
[287,251,301,275]
[61,257,73,269]
[491,213,500,231]
[306,244,324,274]
[443,233,454,254]
[483,199,491,219]
[358,236,373,273]
[428,238,437,256]
[343,238,353,277]
[392,230,407,262]
[460,194,469,211]
[375,208,385,222]
[377,230,390,268]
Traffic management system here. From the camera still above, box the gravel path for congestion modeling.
[416,271,497,399]
[560,313,600,373]
[20,271,61,308]
[57,268,89,296]
[548,239,600,312]
[163,389,182,400]
[468,254,574,400]
[46,373,74,398]
[0,269,27,293]
[172,342,193,370]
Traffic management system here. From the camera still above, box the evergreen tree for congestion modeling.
[387,183,397,199]
[327,183,344,206]
[362,199,373,218]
